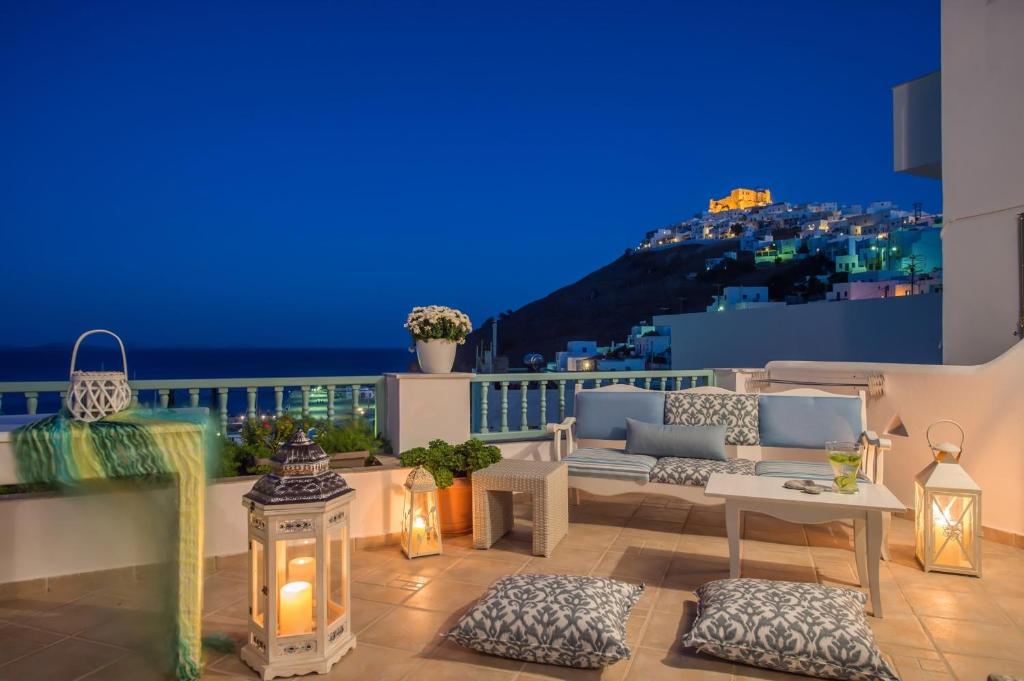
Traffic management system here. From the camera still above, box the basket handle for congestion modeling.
[69,329,129,380]
[926,419,965,458]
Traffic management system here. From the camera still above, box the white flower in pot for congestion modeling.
[404,305,472,374]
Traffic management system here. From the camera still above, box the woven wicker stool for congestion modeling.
[472,460,568,557]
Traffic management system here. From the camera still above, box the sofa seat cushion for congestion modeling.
[566,448,657,482]
[664,392,759,446]
[649,457,755,487]
[755,460,870,483]
[682,578,897,681]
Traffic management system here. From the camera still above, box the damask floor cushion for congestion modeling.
[682,578,898,681]
[650,456,755,487]
[445,573,644,668]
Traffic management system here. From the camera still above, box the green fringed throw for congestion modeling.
[12,409,216,681]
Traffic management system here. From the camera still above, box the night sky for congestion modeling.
[1,0,941,348]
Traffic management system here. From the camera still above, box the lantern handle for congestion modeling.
[926,419,965,460]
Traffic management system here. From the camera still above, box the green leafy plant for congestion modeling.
[399,438,501,489]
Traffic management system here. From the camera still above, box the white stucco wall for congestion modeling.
[941,0,1024,364]
[656,294,943,370]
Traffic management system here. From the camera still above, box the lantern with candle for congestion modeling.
[914,420,982,577]
[401,466,442,559]
[241,429,356,679]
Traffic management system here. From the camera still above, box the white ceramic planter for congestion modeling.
[415,339,457,374]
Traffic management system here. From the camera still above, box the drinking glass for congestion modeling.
[826,440,863,494]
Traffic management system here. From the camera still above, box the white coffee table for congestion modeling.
[704,473,905,617]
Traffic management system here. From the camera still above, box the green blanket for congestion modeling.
[12,409,216,681]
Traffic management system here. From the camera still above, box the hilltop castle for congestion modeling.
[708,187,772,213]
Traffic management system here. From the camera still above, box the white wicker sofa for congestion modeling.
[547,384,892,550]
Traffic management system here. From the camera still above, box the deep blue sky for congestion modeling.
[1,0,941,348]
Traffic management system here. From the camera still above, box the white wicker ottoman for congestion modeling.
[472,460,569,557]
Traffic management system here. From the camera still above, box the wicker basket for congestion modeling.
[65,330,132,422]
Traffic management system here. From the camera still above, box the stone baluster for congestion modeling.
[644,377,652,389]
[349,384,358,419]
[188,388,200,408]
[130,389,140,408]
[326,385,336,422]
[217,389,229,436]
[479,382,490,434]
[499,381,510,432]
[301,386,311,418]
[25,392,38,415]
[520,380,529,431]
[557,380,567,420]
[538,380,548,427]
[274,387,284,418]
[246,387,257,421]
[159,389,171,409]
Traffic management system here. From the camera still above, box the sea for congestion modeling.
[0,346,413,417]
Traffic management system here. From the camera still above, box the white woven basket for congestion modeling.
[65,330,132,422]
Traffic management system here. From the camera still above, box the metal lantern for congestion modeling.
[401,466,442,559]
[241,430,357,679]
[914,420,982,576]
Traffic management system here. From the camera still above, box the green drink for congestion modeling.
[826,441,863,494]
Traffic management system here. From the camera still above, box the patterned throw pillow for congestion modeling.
[682,578,898,681]
[664,392,759,446]
[445,574,643,668]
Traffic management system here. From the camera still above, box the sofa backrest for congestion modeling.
[757,391,864,448]
[575,387,666,440]
[572,385,865,453]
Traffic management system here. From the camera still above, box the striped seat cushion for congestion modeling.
[755,460,869,483]
[566,448,656,482]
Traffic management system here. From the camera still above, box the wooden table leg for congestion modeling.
[866,511,883,617]
[726,502,741,578]
[853,517,869,588]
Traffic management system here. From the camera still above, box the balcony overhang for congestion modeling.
[892,70,941,179]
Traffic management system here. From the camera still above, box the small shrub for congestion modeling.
[399,437,501,489]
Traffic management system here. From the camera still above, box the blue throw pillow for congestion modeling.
[624,418,727,461]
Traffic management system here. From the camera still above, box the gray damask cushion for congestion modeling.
[664,392,759,446]
[625,418,728,460]
[649,456,755,486]
[682,578,898,681]
[445,574,643,668]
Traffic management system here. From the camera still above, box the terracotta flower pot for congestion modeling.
[438,477,473,535]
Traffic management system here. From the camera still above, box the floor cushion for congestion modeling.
[445,574,644,668]
[664,392,759,446]
[649,457,755,487]
[755,460,870,483]
[566,447,657,482]
[682,578,898,681]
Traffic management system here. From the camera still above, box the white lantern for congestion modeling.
[914,420,982,576]
[401,466,442,559]
[241,430,356,679]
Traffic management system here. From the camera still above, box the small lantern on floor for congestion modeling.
[402,466,442,559]
[914,420,982,577]
[241,430,357,680]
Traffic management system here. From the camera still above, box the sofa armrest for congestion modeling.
[861,430,892,484]
[547,417,576,460]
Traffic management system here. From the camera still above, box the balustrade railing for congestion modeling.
[0,376,385,437]
[470,369,715,441]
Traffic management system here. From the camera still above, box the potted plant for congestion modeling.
[399,438,501,535]
[404,305,472,374]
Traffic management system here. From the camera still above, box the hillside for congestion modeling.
[456,241,831,370]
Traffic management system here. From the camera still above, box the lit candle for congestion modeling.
[279,581,313,636]
[288,556,316,585]
[413,515,426,530]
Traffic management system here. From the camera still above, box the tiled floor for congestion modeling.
[1,491,1023,680]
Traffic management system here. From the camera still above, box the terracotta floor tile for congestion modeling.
[0,623,64,667]
[349,597,395,634]
[429,638,524,671]
[640,608,695,650]
[902,586,1012,624]
[626,645,733,681]
[868,613,937,650]
[402,578,488,613]
[350,580,415,605]
[321,642,420,680]
[359,606,455,653]
[0,637,127,681]
[440,557,524,586]
[921,616,1024,661]
[77,651,173,681]
[943,652,1024,681]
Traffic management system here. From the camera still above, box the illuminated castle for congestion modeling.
[708,187,772,213]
